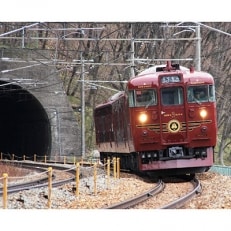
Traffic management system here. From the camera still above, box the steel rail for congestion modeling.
[159,178,201,209]
[104,179,165,209]
[0,176,75,195]
[0,161,76,195]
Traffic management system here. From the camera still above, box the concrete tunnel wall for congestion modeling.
[0,49,81,160]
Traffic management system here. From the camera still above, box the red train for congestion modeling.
[93,61,217,176]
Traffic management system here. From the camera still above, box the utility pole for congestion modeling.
[73,54,94,159]
[130,38,135,77]
[80,52,85,158]
[130,24,135,77]
[195,25,201,71]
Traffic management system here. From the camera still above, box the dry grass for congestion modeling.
[0,162,31,181]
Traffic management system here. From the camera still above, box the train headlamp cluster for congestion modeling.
[199,109,207,119]
[194,148,207,159]
[141,151,159,163]
[138,113,148,123]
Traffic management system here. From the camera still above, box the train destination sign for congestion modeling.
[161,76,180,83]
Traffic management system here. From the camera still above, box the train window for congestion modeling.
[129,89,157,107]
[128,90,135,107]
[209,85,216,102]
[161,87,183,105]
[187,85,213,103]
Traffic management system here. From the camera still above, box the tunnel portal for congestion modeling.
[0,81,51,160]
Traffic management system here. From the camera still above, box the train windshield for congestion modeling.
[128,89,157,107]
[161,87,183,105]
[187,85,215,103]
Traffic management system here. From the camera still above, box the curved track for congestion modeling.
[0,160,76,195]
[105,176,201,209]
[104,179,165,209]
[1,160,202,209]
[160,177,201,209]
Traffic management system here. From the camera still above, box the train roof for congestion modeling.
[137,64,189,76]
[129,63,214,87]
[94,91,125,109]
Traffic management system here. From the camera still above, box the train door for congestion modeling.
[159,86,188,148]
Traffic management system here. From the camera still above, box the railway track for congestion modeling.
[1,160,202,209]
[0,160,76,196]
[160,177,201,209]
[104,176,201,209]
[104,179,165,209]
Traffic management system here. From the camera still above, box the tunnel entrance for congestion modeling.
[0,81,51,160]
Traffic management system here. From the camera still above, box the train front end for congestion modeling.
[127,63,217,175]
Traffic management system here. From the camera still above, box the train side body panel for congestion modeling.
[94,92,134,154]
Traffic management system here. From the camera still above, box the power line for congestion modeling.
[195,22,231,37]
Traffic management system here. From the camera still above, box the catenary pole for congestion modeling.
[195,25,201,71]
[81,52,85,158]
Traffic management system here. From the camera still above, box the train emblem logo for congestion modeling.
[167,119,181,133]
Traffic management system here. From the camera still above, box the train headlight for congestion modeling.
[199,109,207,119]
[138,113,148,123]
